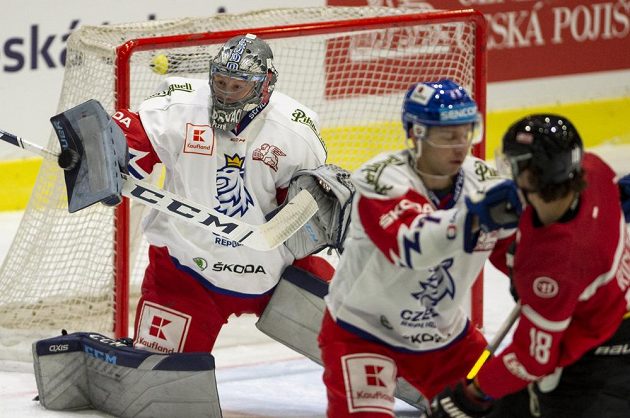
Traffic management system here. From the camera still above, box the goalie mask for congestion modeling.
[209,33,278,132]
[498,114,583,188]
[401,79,482,156]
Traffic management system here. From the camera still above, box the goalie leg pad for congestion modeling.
[255,266,427,410]
[33,332,222,417]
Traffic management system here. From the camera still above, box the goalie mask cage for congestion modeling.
[0,6,486,360]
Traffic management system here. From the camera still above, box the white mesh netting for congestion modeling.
[0,6,484,360]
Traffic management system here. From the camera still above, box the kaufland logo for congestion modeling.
[184,123,215,155]
[341,353,396,413]
[364,364,387,387]
[136,302,191,353]
[192,129,206,141]
[149,315,171,340]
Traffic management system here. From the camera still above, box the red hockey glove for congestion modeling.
[428,380,493,418]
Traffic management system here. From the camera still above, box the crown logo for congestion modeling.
[225,154,244,168]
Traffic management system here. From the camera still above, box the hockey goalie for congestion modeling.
[31,33,352,418]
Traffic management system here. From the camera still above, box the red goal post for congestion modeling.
[0,7,487,352]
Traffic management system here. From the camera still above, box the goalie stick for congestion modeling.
[0,128,318,251]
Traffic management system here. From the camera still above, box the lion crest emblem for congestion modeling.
[214,153,254,216]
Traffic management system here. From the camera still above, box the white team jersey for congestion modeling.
[325,150,513,352]
[136,77,326,296]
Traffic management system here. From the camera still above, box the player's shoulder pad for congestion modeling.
[263,91,327,156]
[140,76,208,111]
[351,151,413,198]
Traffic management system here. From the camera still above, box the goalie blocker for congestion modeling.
[33,332,222,417]
[0,100,129,213]
[50,99,129,212]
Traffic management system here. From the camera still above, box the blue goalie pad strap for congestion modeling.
[35,332,215,371]
[282,265,329,298]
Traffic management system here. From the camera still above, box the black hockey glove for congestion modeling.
[620,174,630,223]
[466,180,522,232]
[428,380,493,418]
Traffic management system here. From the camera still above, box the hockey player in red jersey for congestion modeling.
[431,114,630,418]
[111,33,331,354]
[318,80,522,417]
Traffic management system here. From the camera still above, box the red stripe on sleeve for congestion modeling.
[357,189,432,263]
[112,109,160,176]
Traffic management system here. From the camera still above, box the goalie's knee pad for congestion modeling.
[32,332,222,417]
[256,265,328,364]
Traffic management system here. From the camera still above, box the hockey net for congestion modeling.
[0,6,486,360]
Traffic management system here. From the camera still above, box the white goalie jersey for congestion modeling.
[325,150,514,352]
[114,77,326,296]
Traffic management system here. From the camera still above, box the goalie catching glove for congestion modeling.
[280,164,355,259]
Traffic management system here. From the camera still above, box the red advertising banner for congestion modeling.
[328,0,630,82]
[323,14,484,99]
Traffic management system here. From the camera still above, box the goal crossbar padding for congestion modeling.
[50,99,128,213]
[32,332,222,417]
[255,266,428,410]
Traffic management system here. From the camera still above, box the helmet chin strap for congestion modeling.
[519,188,534,206]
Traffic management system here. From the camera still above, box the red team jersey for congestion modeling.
[477,153,630,398]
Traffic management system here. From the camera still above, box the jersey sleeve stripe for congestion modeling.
[521,304,571,332]
[579,216,627,302]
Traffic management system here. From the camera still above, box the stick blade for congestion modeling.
[246,190,318,251]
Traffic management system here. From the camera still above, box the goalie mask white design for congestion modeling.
[209,33,278,132]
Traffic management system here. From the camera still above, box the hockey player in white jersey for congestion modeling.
[318,80,522,417]
[111,33,331,355]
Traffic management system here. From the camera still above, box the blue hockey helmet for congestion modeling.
[401,79,482,145]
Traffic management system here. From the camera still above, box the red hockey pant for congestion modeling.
[318,310,487,417]
[133,245,271,353]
